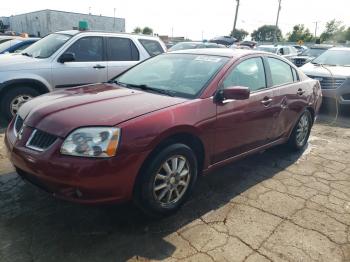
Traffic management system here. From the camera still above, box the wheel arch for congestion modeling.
[0,78,50,98]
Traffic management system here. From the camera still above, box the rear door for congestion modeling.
[52,36,107,88]
[106,37,140,79]
[265,56,307,140]
[214,56,279,163]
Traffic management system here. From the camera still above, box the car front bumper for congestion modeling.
[321,83,350,105]
[5,120,150,204]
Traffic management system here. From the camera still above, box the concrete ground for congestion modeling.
[0,112,350,262]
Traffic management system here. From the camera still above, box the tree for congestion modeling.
[142,27,153,35]
[251,25,282,42]
[320,20,345,42]
[230,28,249,41]
[133,27,142,34]
[287,24,314,42]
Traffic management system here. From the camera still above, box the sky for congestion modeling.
[1,0,350,40]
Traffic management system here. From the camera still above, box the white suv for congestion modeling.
[0,30,166,121]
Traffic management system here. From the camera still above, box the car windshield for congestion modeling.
[169,43,201,51]
[301,48,326,58]
[0,39,22,53]
[312,49,350,66]
[114,53,229,98]
[256,46,277,53]
[22,33,71,58]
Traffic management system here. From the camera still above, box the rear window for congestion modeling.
[139,39,164,56]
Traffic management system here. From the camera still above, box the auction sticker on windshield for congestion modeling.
[194,56,222,63]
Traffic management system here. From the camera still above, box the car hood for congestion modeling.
[301,62,350,78]
[0,53,45,71]
[19,83,188,137]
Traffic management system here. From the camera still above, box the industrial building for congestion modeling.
[0,9,125,37]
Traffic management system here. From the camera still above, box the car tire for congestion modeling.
[288,110,312,150]
[0,86,40,122]
[134,143,198,217]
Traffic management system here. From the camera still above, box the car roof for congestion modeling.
[168,48,263,58]
[55,30,161,40]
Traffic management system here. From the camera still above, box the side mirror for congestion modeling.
[215,86,250,103]
[58,52,75,63]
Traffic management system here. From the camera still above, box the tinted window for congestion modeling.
[267,57,294,86]
[108,37,139,61]
[14,42,33,53]
[66,37,103,62]
[223,57,266,92]
[139,39,164,56]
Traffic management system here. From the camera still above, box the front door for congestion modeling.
[213,56,278,163]
[52,36,107,89]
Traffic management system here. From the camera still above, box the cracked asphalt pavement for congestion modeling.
[0,112,350,262]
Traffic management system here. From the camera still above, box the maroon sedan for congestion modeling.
[5,49,322,216]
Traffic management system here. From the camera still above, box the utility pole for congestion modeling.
[113,8,116,31]
[313,21,319,38]
[273,0,282,44]
[232,0,240,35]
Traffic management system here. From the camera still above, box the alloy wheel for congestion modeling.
[295,114,310,147]
[10,95,33,116]
[152,155,191,206]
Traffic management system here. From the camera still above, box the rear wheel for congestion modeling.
[288,110,312,150]
[134,143,198,217]
[0,86,40,121]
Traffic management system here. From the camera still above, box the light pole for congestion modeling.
[113,8,116,31]
[313,21,320,38]
[232,0,240,35]
[273,0,282,44]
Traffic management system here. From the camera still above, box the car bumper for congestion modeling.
[322,86,350,105]
[5,120,150,205]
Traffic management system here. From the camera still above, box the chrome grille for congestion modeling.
[14,115,24,135]
[307,75,346,89]
[26,130,57,151]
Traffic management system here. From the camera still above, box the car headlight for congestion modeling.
[61,127,121,158]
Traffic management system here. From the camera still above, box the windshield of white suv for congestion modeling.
[301,48,326,58]
[114,53,229,98]
[312,49,350,66]
[22,33,72,58]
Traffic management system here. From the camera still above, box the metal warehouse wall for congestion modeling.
[8,10,125,37]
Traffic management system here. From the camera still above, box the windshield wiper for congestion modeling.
[115,81,175,97]
[21,52,32,57]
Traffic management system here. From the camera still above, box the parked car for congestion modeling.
[0,30,166,121]
[290,44,333,67]
[168,41,226,51]
[0,38,39,54]
[301,47,350,105]
[256,45,299,60]
[5,49,322,216]
[0,35,18,44]
[293,45,308,55]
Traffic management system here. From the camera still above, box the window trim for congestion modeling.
[106,37,140,62]
[218,55,268,94]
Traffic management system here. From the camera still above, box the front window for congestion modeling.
[301,48,326,58]
[114,54,229,98]
[22,33,72,58]
[0,39,21,53]
[312,49,350,66]
[65,37,103,62]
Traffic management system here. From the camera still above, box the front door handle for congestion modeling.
[261,97,273,106]
[93,64,106,69]
[297,88,305,95]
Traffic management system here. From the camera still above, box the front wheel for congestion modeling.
[0,86,40,122]
[288,110,312,150]
[134,143,198,217]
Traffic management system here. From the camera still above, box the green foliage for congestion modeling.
[142,27,153,35]
[230,28,249,41]
[320,20,346,42]
[287,24,314,42]
[251,25,282,42]
[133,27,142,34]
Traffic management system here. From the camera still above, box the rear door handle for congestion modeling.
[261,97,273,106]
[297,88,305,95]
[93,64,106,69]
